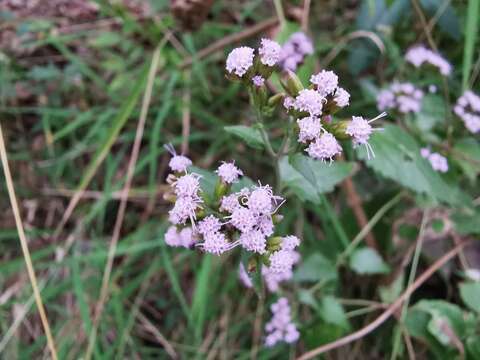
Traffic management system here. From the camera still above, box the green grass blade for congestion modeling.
[463,0,480,90]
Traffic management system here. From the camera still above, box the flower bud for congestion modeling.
[267,93,285,107]
[247,256,258,273]
[214,179,229,200]
[267,236,283,252]
[280,70,304,97]
[272,214,284,224]
[324,119,350,140]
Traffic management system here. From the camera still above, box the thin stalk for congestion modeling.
[390,211,428,360]
[0,123,58,360]
[273,0,286,28]
[337,192,404,266]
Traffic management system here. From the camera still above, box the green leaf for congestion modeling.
[318,296,350,331]
[414,94,446,131]
[379,273,404,303]
[88,32,123,48]
[459,282,480,313]
[189,166,218,204]
[357,124,469,206]
[294,253,338,283]
[349,247,390,274]
[451,209,480,235]
[279,154,354,202]
[453,138,480,182]
[224,125,264,150]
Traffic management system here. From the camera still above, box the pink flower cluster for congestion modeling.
[454,91,480,134]
[226,38,282,79]
[377,82,424,114]
[421,148,448,173]
[165,150,302,277]
[265,298,300,347]
[238,235,301,292]
[405,45,452,76]
[279,32,314,71]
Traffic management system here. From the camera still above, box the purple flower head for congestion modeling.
[427,152,448,173]
[197,215,222,236]
[454,91,480,133]
[239,229,267,254]
[405,45,452,76]
[294,89,325,116]
[216,161,243,184]
[164,144,192,173]
[252,75,265,87]
[220,193,241,213]
[165,226,197,248]
[297,116,322,143]
[420,147,431,158]
[229,206,257,233]
[310,70,338,96]
[281,235,300,251]
[165,226,181,247]
[268,250,295,274]
[279,32,314,71]
[259,38,282,67]
[226,46,254,77]
[168,196,202,225]
[334,87,350,107]
[377,82,423,114]
[179,227,197,248]
[258,215,274,237]
[345,113,385,159]
[247,184,281,215]
[264,297,299,347]
[306,132,342,162]
[238,263,253,288]
[173,173,201,198]
[202,231,230,255]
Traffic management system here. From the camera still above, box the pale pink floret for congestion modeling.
[216,161,243,184]
[229,206,257,232]
[306,132,342,161]
[220,193,241,213]
[264,297,299,347]
[454,91,480,133]
[239,230,267,254]
[281,235,300,251]
[202,231,230,255]
[252,75,265,87]
[168,196,201,225]
[334,87,350,107]
[258,215,274,237]
[168,155,192,173]
[310,70,338,96]
[173,173,201,198]
[405,45,452,76]
[420,147,431,158]
[226,46,254,77]
[259,38,282,66]
[345,113,385,159]
[294,89,325,116]
[279,32,314,71]
[197,215,222,235]
[165,226,181,247]
[428,152,448,173]
[268,250,295,274]
[247,185,280,215]
[377,82,423,114]
[179,227,197,248]
[238,263,253,288]
[297,116,322,143]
